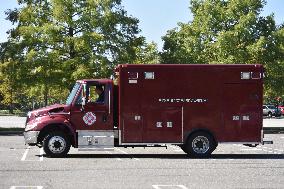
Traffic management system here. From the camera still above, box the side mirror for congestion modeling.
[82,97,86,106]
[81,83,87,108]
[81,97,86,112]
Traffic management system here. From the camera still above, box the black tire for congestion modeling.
[184,132,216,158]
[179,144,187,153]
[43,132,70,158]
[268,112,272,118]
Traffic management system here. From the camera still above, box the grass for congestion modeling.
[0,110,27,117]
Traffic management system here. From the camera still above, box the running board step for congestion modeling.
[78,147,114,151]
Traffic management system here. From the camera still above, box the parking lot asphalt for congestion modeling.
[1,134,284,189]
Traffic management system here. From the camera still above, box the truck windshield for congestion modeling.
[66,83,81,105]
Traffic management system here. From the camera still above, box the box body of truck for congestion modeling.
[117,64,263,145]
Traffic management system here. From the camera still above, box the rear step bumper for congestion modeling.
[262,140,273,145]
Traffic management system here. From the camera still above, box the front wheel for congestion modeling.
[43,132,70,158]
[184,132,216,158]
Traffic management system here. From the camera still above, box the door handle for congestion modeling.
[103,114,108,122]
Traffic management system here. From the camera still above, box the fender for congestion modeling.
[183,128,217,145]
[35,114,77,146]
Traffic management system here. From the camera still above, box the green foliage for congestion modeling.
[161,0,284,97]
[0,110,11,114]
[133,42,160,64]
[1,0,161,110]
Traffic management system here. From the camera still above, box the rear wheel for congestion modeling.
[268,112,272,118]
[43,132,70,158]
[184,132,216,157]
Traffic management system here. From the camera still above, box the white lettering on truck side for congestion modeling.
[158,98,208,103]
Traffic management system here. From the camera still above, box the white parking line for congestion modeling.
[169,145,183,152]
[39,148,44,161]
[21,146,31,161]
[261,149,277,154]
[114,148,139,161]
[233,144,243,147]
[152,185,188,189]
[240,148,262,151]
[21,147,44,162]
[259,146,283,154]
[236,144,284,154]
[10,186,43,189]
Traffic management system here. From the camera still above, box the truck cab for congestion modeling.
[24,79,116,157]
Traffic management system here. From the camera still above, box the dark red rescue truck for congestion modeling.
[24,64,272,157]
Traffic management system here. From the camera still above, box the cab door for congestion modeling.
[70,82,113,131]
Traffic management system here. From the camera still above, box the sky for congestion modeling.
[0,0,283,50]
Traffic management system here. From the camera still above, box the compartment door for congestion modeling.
[120,71,143,143]
[122,113,143,143]
[223,83,262,142]
[143,107,183,143]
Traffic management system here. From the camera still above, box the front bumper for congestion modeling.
[24,131,40,145]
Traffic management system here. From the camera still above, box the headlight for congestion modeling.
[25,122,38,131]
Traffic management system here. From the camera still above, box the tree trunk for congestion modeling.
[9,87,13,114]
[68,27,75,59]
[44,84,48,107]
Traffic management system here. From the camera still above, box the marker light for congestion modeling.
[144,72,155,79]
[241,72,251,80]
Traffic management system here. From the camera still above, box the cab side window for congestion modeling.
[89,86,98,102]
[88,84,105,104]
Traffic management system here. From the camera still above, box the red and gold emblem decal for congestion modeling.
[83,112,96,126]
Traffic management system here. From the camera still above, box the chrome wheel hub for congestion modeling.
[192,136,209,154]
[48,136,66,154]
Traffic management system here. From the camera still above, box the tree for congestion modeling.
[2,0,145,107]
[161,0,284,97]
[133,42,160,64]
[0,41,23,113]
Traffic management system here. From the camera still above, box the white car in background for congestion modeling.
[263,105,282,117]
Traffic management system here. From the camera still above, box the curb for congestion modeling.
[0,131,23,136]
[0,128,24,135]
